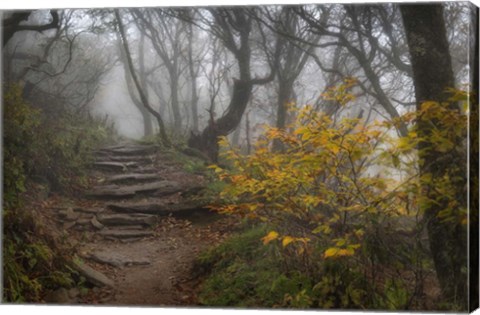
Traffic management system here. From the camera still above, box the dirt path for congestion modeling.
[43,142,232,306]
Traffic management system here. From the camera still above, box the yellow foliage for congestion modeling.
[262,231,279,245]
[211,87,468,263]
[282,236,295,247]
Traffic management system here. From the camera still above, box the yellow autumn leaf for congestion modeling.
[262,231,279,245]
[282,236,295,247]
[324,247,339,258]
[324,247,355,259]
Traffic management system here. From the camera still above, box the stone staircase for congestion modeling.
[54,143,209,242]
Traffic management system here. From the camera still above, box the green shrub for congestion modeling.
[2,84,115,302]
[3,84,114,195]
[198,225,338,308]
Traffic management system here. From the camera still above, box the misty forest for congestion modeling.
[2,2,478,311]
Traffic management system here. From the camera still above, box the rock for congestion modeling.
[73,259,114,287]
[111,225,145,230]
[44,288,71,304]
[98,229,154,239]
[95,144,126,152]
[96,213,157,227]
[59,208,80,221]
[96,155,155,163]
[92,161,139,172]
[63,221,76,230]
[108,201,209,217]
[86,180,179,199]
[89,251,150,267]
[91,216,104,230]
[104,173,164,184]
[68,288,80,299]
[98,145,157,156]
[74,207,104,214]
[119,237,144,243]
[134,166,164,174]
[76,218,92,226]
[85,187,136,199]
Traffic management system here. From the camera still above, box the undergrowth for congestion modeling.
[2,84,116,302]
[196,224,371,309]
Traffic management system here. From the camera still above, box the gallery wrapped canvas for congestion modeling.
[1,1,478,312]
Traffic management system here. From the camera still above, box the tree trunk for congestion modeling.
[187,8,278,161]
[169,72,182,132]
[115,9,170,147]
[138,33,154,137]
[121,54,154,138]
[273,78,295,152]
[187,23,199,133]
[401,3,467,307]
[468,5,479,311]
[188,78,253,162]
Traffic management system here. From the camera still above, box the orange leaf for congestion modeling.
[282,236,294,247]
[262,231,279,245]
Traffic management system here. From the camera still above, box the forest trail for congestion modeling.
[44,142,232,306]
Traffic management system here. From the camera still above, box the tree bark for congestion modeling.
[119,38,154,138]
[468,5,479,311]
[187,22,199,133]
[187,8,276,162]
[401,3,467,307]
[272,78,295,151]
[138,33,154,137]
[115,9,170,147]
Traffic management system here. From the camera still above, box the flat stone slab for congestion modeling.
[73,259,114,287]
[74,207,104,214]
[88,251,150,267]
[59,208,81,221]
[98,229,154,239]
[107,202,208,217]
[91,216,104,230]
[96,213,157,227]
[96,155,155,163]
[104,173,165,184]
[93,161,138,172]
[96,145,157,157]
[111,225,145,230]
[86,180,179,199]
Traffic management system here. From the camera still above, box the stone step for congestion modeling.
[85,180,179,199]
[107,201,209,217]
[72,259,114,287]
[103,173,165,185]
[73,207,105,214]
[95,155,155,164]
[98,229,154,239]
[96,213,157,227]
[88,251,151,267]
[92,161,139,172]
[95,145,158,157]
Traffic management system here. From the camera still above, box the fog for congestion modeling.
[92,66,147,139]
[3,3,473,153]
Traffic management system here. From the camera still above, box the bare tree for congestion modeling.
[186,7,280,161]
[130,8,189,133]
[294,4,411,136]
[4,10,116,114]
[258,6,321,150]
[115,9,170,147]
[116,33,155,137]
[2,10,59,47]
